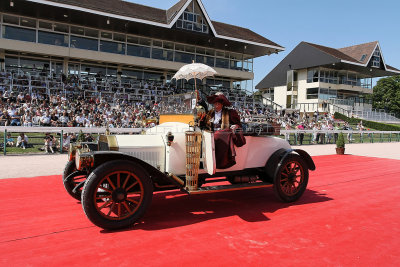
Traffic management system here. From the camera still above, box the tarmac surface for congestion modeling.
[0,142,399,179]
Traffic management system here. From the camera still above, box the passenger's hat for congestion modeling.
[206,92,231,107]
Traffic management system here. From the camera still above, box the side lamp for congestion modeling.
[167,132,174,146]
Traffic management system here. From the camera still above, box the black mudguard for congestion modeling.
[266,148,316,178]
[294,149,316,171]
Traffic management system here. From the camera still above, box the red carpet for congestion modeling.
[1,155,400,266]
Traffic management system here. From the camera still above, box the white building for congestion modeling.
[256,41,400,114]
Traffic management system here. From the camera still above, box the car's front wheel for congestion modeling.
[273,154,308,202]
[82,160,153,230]
[63,161,87,200]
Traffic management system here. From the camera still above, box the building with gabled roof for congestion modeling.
[0,0,284,105]
[256,41,400,113]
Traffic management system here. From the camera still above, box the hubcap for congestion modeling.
[93,171,144,220]
[112,188,127,203]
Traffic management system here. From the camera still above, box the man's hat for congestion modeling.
[206,92,231,107]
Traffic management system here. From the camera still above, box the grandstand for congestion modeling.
[0,0,284,109]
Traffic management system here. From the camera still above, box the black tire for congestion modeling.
[63,161,87,200]
[82,160,153,230]
[273,154,308,202]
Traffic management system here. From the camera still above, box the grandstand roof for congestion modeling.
[256,41,400,89]
[23,0,283,53]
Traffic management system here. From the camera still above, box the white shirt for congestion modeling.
[213,110,222,130]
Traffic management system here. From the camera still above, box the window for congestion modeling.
[71,26,85,35]
[151,48,173,61]
[113,33,125,42]
[20,18,36,28]
[127,44,150,58]
[2,25,36,43]
[371,47,381,68]
[53,23,69,33]
[306,88,319,99]
[153,40,162,47]
[139,38,151,46]
[196,55,214,67]
[127,36,138,44]
[307,68,319,83]
[163,42,174,50]
[360,54,367,61]
[175,1,209,33]
[3,15,19,25]
[85,28,99,38]
[175,51,194,63]
[70,36,98,51]
[39,21,53,30]
[38,31,69,47]
[215,58,229,69]
[100,40,125,54]
[319,88,337,100]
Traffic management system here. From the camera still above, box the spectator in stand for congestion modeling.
[22,110,33,127]
[59,111,69,127]
[50,111,59,126]
[1,108,11,126]
[16,132,29,149]
[10,109,22,126]
[40,111,51,126]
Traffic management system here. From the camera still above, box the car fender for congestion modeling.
[293,149,316,171]
[264,148,287,179]
[267,148,316,180]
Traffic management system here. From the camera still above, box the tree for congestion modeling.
[372,75,400,118]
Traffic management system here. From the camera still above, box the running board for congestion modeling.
[186,182,273,195]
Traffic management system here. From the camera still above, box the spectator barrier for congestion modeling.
[1,126,143,155]
[2,126,400,156]
[280,130,400,145]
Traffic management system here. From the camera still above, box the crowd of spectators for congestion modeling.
[0,70,267,129]
[1,70,370,152]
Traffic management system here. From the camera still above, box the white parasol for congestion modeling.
[172,62,217,96]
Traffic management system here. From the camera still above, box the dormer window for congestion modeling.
[371,47,381,68]
[176,1,209,34]
[360,54,367,62]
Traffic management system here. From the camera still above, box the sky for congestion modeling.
[127,0,400,90]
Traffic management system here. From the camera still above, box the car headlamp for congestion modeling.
[69,143,77,161]
[75,149,94,171]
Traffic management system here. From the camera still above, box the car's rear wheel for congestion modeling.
[82,160,153,230]
[63,161,87,200]
[273,154,308,202]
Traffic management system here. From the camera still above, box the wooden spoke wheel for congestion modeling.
[273,154,308,202]
[82,160,153,230]
[63,161,87,200]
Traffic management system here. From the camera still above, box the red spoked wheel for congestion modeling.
[273,154,308,202]
[82,160,153,230]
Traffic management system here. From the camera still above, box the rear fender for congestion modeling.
[267,148,316,180]
[265,148,288,179]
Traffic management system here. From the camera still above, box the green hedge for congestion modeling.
[334,112,400,131]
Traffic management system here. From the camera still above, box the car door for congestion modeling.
[202,131,215,175]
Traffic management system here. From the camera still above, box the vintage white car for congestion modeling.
[64,96,315,230]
